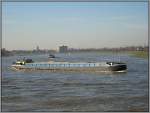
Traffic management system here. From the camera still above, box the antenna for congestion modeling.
[118,50,120,63]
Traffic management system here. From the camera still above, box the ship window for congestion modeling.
[70,64,72,67]
[83,64,85,67]
[75,64,77,67]
[29,64,32,67]
[95,63,98,67]
[73,64,75,67]
[72,64,75,67]
[90,63,94,67]
[70,64,73,67]
[68,64,70,67]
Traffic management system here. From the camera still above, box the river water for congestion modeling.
[1,52,149,111]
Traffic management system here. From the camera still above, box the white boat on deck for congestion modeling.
[11,59,127,72]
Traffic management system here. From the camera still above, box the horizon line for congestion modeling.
[2,45,149,51]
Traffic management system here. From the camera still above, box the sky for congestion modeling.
[2,2,148,50]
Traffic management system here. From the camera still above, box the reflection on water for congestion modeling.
[2,52,149,111]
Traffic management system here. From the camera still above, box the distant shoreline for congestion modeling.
[1,50,148,59]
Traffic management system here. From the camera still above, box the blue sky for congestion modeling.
[2,2,148,50]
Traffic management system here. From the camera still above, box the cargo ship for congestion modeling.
[11,59,127,72]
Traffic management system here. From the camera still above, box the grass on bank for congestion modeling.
[95,50,149,59]
[124,51,148,59]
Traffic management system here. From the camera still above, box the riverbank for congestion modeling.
[126,51,148,59]
[95,51,148,59]
[1,50,148,59]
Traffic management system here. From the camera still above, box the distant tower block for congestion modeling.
[59,45,68,53]
[36,46,40,51]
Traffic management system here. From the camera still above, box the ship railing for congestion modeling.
[25,63,101,68]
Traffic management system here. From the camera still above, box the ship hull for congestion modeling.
[11,62,127,72]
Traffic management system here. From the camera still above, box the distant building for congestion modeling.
[59,45,68,53]
[136,47,144,51]
[36,46,40,51]
[1,48,13,56]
